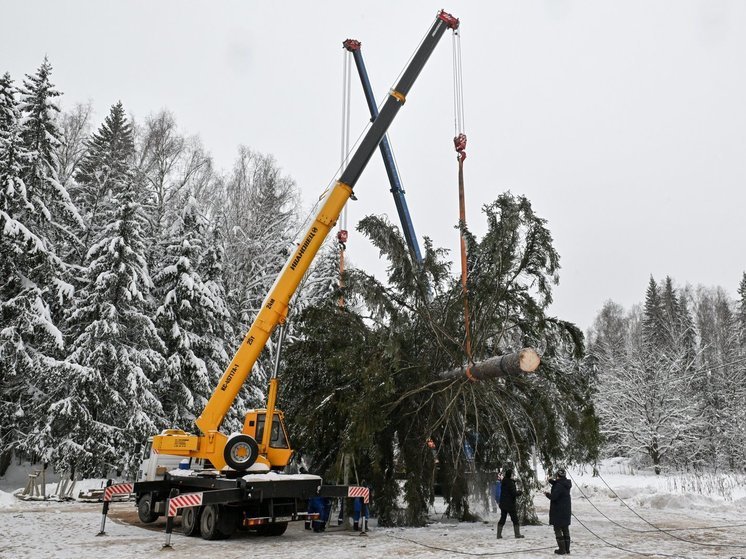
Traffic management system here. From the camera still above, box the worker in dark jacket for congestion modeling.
[545,468,572,555]
[497,469,524,539]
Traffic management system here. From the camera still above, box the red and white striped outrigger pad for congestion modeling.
[347,486,369,504]
[103,483,134,502]
[168,492,204,517]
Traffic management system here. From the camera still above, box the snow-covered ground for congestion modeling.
[1,459,745,559]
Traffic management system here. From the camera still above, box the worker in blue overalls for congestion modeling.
[353,480,370,531]
[307,495,331,532]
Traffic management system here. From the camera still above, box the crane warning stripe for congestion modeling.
[167,493,204,517]
[347,486,369,503]
[103,483,134,502]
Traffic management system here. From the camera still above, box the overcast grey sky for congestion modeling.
[2,0,745,331]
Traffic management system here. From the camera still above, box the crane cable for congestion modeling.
[564,469,746,556]
[338,46,353,307]
[451,27,473,379]
[590,471,746,548]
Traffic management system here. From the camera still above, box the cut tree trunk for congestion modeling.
[438,348,540,380]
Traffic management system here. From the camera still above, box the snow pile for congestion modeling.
[243,472,322,482]
[71,478,109,494]
[0,490,17,508]
[167,469,324,482]
[732,496,746,510]
[638,492,734,511]
[567,458,746,519]
[169,469,197,477]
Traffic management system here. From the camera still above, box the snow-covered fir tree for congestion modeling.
[57,104,164,476]
[641,276,665,347]
[587,300,629,451]
[292,242,342,315]
[19,58,81,256]
[72,101,136,260]
[738,272,746,343]
[660,276,696,362]
[153,196,231,429]
[0,71,71,469]
[693,286,746,470]
[196,224,248,431]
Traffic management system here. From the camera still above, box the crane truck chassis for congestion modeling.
[130,469,363,540]
[122,10,459,541]
[99,470,368,541]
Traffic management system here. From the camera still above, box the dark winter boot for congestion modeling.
[554,537,567,555]
[496,524,503,539]
[353,521,359,531]
[513,524,525,539]
[565,536,571,554]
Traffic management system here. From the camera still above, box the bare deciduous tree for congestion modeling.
[136,110,214,235]
[55,102,93,190]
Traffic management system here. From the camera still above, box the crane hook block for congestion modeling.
[343,39,361,51]
[454,133,467,161]
[337,230,349,244]
[438,10,460,30]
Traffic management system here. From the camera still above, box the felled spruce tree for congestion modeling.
[283,192,598,526]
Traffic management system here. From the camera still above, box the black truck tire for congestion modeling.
[223,435,259,471]
[200,504,224,540]
[137,493,159,524]
[182,505,202,537]
[200,504,237,540]
[256,522,289,537]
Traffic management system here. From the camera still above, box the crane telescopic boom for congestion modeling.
[342,39,423,265]
[152,10,459,471]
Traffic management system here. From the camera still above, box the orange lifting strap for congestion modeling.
[451,27,474,381]
[455,134,474,380]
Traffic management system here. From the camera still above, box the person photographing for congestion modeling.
[545,468,572,555]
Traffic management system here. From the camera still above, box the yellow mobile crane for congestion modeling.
[128,12,460,538]
[148,10,460,474]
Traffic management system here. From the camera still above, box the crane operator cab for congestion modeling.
[140,410,293,480]
[242,409,293,471]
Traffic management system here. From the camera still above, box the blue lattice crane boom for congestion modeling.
[342,39,424,265]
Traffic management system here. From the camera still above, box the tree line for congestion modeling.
[589,275,746,474]
[0,59,335,478]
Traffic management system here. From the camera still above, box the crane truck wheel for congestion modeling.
[256,522,289,536]
[137,493,159,523]
[200,504,224,540]
[200,504,237,540]
[223,434,259,471]
[182,505,202,537]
